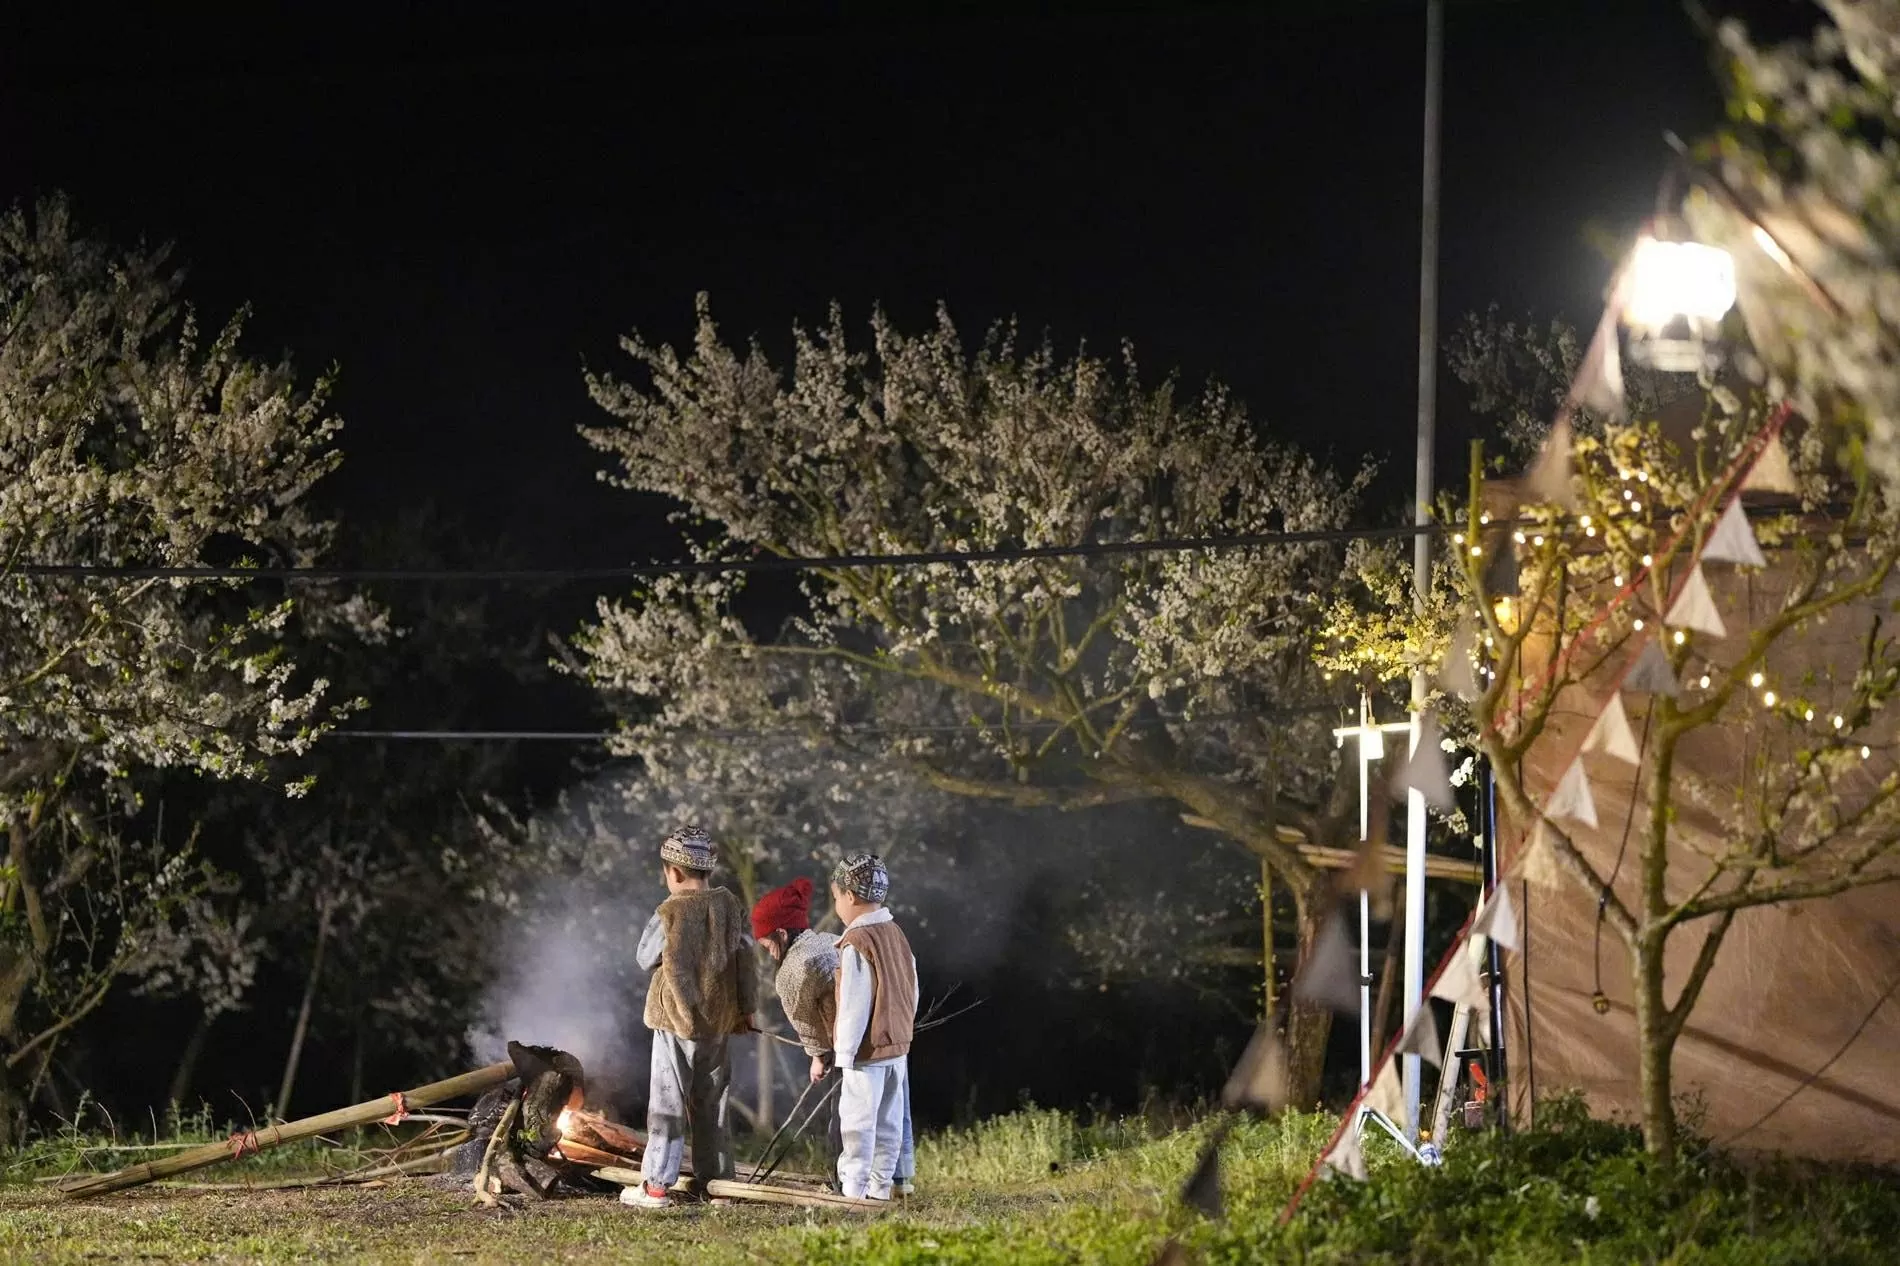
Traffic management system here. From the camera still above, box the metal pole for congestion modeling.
[1483,756,1509,1133]
[1403,0,1444,1143]
[1358,717,1373,1088]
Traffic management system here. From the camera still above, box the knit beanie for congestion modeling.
[751,877,814,941]
[831,852,889,903]
[660,824,716,872]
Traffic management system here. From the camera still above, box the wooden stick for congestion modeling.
[472,1098,519,1207]
[55,1062,515,1199]
[703,1178,890,1211]
[151,1144,465,1191]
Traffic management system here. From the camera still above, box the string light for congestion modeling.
[1636,471,1649,483]
[1763,690,1778,706]
[1672,630,1686,645]
[1641,554,1654,567]
[1514,531,1527,544]
[1470,544,1483,557]
[1453,533,1465,545]
[1833,715,1845,729]
[1632,502,1644,515]
[1633,618,1646,631]
[1750,672,1764,688]
[1613,573,1625,586]
[1586,526,1597,537]
[1805,708,1816,722]
[1699,674,1711,689]
[1533,535,1545,547]
[1864,746,1873,760]
[1480,512,1491,525]
[1580,516,1592,528]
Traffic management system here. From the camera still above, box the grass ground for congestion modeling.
[4,1097,1899,1263]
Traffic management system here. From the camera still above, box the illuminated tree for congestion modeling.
[571,298,1385,1101]
[0,198,365,1134]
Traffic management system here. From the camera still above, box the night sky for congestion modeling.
[4,1,1769,584]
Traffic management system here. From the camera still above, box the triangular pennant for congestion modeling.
[1483,538,1520,597]
[1220,1023,1289,1114]
[1664,564,1727,639]
[1389,711,1455,813]
[1623,641,1681,696]
[1582,693,1641,766]
[1741,434,1799,495]
[1472,883,1521,952]
[1702,499,1767,568]
[1395,1001,1444,1068]
[1438,617,1481,702]
[1545,757,1599,830]
[1578,306,1626,418]
[1430,939,1489,1009]
[1517,822,1563,892]
[1364,1059,1404,1121]
[1320,1128,1367,1182]
[1524,416,1580,509]
[1180,1122,1228,1218]
[1292,911,1363,1016]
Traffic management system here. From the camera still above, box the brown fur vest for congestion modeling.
[644,887,754,1040]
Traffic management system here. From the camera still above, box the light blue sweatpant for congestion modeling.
[640,1031,733,1188]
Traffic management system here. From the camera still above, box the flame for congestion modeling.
[556,1108,573,1137]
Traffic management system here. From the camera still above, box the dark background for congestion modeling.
[0,1,1812,1127]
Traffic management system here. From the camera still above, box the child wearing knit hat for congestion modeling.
[829,853,918,1201]
[751,877,846,1163]
[622,826,757,1210]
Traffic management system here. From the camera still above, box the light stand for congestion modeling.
[1332,695,1412,1088]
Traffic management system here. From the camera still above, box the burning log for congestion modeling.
[56,1062,516,1199]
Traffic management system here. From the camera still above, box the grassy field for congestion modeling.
[4,1098,1899,1263]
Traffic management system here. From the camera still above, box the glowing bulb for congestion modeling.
[1805,708,1815,722]
[1672,630,1686,645]
[1480,512,1491,525]
[1620,470,1633,482]
[1625,237,1738,328]
[1750,672,1764,688]
[1470,545,1483,557]
[1636,471,1649,484]
[1453,533,1465,545]
[1763,690,1777,706]
[1642,554,1654,567]
[1580,516,1592,528]
[1613,574,1625,587]
[1863,746,1873,760]
[1633,618,1645,631]
[1699,674,1711,689]
[1514,531,1527,544]
[1586,526,1597,537]
[1533,535,1545,547]
[1834,715,1845,729]
[1622,488,1634,501]
[1632,502,1644,515]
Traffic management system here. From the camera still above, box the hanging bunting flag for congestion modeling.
[1517,821,1564,891]
[1292,910,1364,1016]
[1623,641,1681,696]
[1741,434,1800,496]
[1524,416,1581,510]
[1438,617,1481,702]
[1664,564,1727,639]
[1430,938,1490,1010]
[1364,1059,1405,1122]
[1578,306,1626,418]
[1472,882,1521,952]
[1389,710,1455,813]
[1220,1023,1290,1114]
[1582,693,1642,766]
[1545,756,1599,830]
[1320,1129,1367,1182]
[1180,1124,1228,1219]
[1702,499,1767,568]
[1395,999,1444,1068]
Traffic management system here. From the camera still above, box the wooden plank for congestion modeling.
[56,1062,516,1199]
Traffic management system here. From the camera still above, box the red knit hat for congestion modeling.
[751,877,814,941]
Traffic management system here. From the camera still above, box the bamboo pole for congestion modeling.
[55,1061,514,1199]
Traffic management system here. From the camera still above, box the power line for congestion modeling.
[328,704,1342,742]
[9,521,1462,583]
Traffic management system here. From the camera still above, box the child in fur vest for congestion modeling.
[622,825,756,1210]
[830,853,918,1201]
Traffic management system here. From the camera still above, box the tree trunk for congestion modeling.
[169,1009,215,1110]
[1281,887,1334,1109]
[276,902,333,1120]
[1260,858,1277,1019]
[1631,936,1677,1161]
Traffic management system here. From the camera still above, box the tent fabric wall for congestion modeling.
[1500,527,1900,1163]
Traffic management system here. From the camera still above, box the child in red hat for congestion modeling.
[751,877,845,1164]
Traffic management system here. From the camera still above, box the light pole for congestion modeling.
[1334,695,1413,1087]
[1405,0,1445,1144]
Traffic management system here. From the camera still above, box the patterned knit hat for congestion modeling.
[660,824,716,872]
[831,852,889,903]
